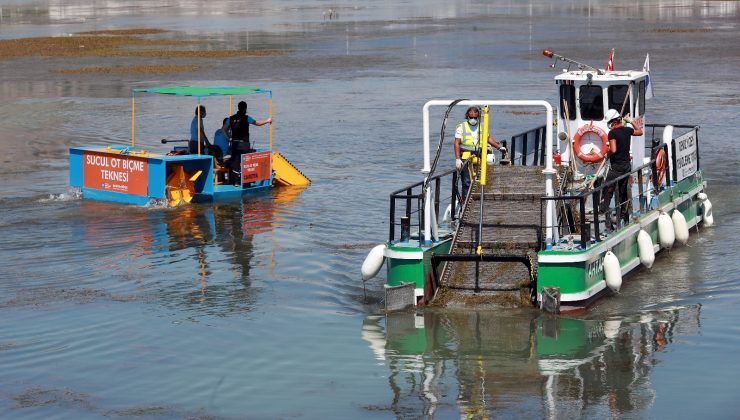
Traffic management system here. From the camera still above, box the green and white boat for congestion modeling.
[361,51,713,313]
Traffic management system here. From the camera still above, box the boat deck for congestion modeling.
[434,165,545,308]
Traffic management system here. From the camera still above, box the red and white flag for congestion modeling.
[605,49,615,71]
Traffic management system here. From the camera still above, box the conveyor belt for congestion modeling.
[433,165,545,308]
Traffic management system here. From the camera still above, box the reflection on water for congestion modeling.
[2,187,306,315]
[1,0,737,26]
[362,307,700,417]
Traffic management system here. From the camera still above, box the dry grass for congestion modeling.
[77,28,169,36]
[56,64,206,75]
[0,34,179,59]
[644,28,711,33]
[0,27,285,74]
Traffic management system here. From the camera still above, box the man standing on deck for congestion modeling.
[228,101,272,185]
[599,108,643,226]
[189,105,213,155]
[454,106,506,196]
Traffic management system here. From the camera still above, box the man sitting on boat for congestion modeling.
[213,117,232,161]
[598,108,643,227]
[454,106,506,195]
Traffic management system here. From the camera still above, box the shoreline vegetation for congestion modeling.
[0,28,284,75]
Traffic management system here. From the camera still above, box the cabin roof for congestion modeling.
[554,70,648,83]
[132,86,271,97]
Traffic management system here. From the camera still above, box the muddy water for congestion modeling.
[0,1,738,418]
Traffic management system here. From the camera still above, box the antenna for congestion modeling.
[543,49,604,75]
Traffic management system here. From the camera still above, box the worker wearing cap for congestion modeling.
[598,108,643,226]
[454,106,506,196]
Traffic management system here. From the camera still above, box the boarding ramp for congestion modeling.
[433,164,545,308]
[272,152,311,186]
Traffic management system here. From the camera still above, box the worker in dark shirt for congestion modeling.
[599,108,644,226]
[228,101,272,184]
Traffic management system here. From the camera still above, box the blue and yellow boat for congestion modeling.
[69,86,310,206]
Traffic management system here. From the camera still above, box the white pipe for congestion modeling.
[430,189,439,241]
[422,100,555,245]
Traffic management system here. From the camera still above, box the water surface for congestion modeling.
[0,1,739,418]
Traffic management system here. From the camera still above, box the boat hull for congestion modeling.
[536,170,707,311]
[70,145,273,205]
[384,238,452,309]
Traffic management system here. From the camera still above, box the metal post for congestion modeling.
[389,195,396,241]
[593,191,600,241]
[400,217,411,242]
[130,93,136,147]
[579,197,588,247]
[615,181,621,229]
[196,98,202,155]
[419,195,425,241]
[451,170,458,220]
[434,177,441,220]
[268,98,273,151]
[637,167,645,213]
[539,127,546,165]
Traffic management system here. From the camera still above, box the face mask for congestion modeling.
[467,118,479,126]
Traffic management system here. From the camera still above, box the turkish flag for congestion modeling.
[605,49,615,71]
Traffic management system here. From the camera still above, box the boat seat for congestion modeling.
[213,159,230,184]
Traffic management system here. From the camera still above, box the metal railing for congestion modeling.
[388,169,459,243]
[538,137,686,249]
[508,125,547,166]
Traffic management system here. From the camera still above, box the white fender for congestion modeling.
[604,251,622,292]
[361,244,386,281]
[603,319,622,339]
[697,192,714,227]
[657,212,675,249]
[637,229,655,269]
[672,210,689,245]
[442,203,452,223]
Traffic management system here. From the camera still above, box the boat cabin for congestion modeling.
[554,70,650,171]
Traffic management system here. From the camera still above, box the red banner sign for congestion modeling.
[241,151,271,184]
[83,151,149,196]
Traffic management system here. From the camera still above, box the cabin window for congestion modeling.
[608,84,630,115]
[638,80,646,116]
[579,85,603,121]
[559,83,576,120]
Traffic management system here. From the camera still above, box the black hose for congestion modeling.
[420,99,467,240]
[423,99,467,195]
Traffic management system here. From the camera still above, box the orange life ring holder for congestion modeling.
[573,123,608,163]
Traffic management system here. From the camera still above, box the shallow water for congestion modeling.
[0,1,739,418]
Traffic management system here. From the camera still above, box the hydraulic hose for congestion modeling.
[422,99,467,211]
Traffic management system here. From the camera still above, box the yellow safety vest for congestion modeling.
[457,122,479,160]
